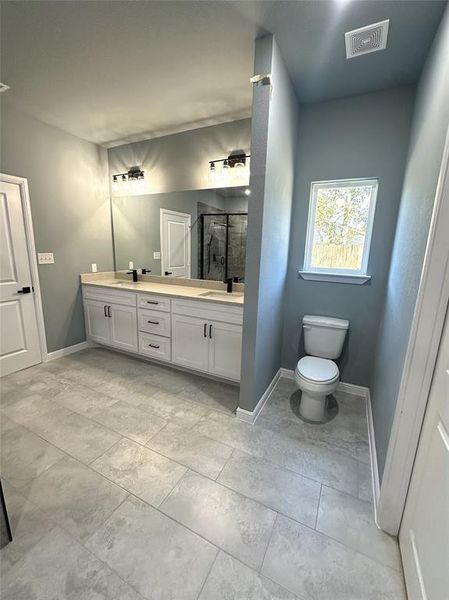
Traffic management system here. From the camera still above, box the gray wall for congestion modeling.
[108,119,251,195]
[1,105,114,352]
[112,189,221,276]
[281,86,415,386]
[370,7,449,481]
[240,35,299,411]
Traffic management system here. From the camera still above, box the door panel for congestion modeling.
[109,304,138,352]
[0,181,41,376]
[208,321,242,381]
[171,314,208,372]
[160,210,191,278]
[400,310,449,600]
[84,299,110,345]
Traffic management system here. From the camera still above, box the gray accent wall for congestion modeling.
[240,35,299,412]
[1,105,114,353]
[108,119,251,195]
[370,7,449,481]
[281,86,416,386]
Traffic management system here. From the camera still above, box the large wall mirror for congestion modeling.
[111,186,249,282]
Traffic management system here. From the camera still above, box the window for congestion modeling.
[301,178,378,283]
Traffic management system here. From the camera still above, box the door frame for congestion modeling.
[159,208,191,278]
[377,126,449,535]
[0,173,47,364]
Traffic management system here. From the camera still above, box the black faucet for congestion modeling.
[127,269,138,282]
[224,277,241,293]
[141,268,151,275]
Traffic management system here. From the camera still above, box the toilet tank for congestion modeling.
[302,315,349,359]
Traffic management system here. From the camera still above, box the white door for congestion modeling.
[109,303,138,353]
[0,180,41,376]
[208,320,242,381]
[160,209,191,278]
[171,313,208,372]
[84,299,110,345]
[399,308,449,600]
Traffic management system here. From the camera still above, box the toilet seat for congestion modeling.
[295,356,339,383]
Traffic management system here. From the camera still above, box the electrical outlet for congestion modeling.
[37,252,54,264]
[129,261,134,269]
[91,263,97,273]
[153,251,161,260]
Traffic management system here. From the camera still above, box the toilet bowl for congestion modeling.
[294,315,349,423]
[295,356,339,422]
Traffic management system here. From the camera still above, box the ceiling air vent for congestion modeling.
[345,19,389,59]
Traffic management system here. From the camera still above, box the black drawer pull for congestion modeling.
[147,320,159,325]
[146,300,159,305]
[148,343,160,349]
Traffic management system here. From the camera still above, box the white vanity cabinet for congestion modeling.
[171,299,243,381]
[83,287,138,353]
[82,284,243,382]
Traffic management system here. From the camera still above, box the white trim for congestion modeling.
[298,271,371,285]
[303,178,378,277]
[366,389,381,519]
[160,208,192,279]
[377,126,449,536]
[236,368,281,424]
[44,340,94,362]
[280,367,295,379]
[0,173,47,361]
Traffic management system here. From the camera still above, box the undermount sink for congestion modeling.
[110,281,140,286]
[199,291,244,300]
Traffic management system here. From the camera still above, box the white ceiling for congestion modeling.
[1,1,271,146]
[1,0,445,148]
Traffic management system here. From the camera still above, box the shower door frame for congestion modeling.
[199,212,248,281]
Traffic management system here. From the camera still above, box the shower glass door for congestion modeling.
[200,213,248,281]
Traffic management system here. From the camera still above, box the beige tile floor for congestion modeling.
[0,347,406,599]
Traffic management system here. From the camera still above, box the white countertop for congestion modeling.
[81,276,244,306]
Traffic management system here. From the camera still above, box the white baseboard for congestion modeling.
[236,368,281,424]
[44,340,93,362]
[336,381,370,399]
[280,367,295,379]
[366,389,381,523]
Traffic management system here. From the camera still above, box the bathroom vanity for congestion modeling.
[81,274,243,382]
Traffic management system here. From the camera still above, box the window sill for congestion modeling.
[298,271,371,285]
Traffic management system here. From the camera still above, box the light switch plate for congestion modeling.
[91,263,97,273]
[153,251,161,260]
[129,261,134,269]
[38,252,54,264]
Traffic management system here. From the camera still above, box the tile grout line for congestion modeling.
[193,547,220,600]
[314,484,322,530]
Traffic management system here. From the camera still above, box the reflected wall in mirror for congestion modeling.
[111,187,248,281]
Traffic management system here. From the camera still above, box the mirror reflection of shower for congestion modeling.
[200,213,248,282]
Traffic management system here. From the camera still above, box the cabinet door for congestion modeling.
[109,303,138,353]
[208,321,242,381]
[84,299,110,344]
[171,314,208,372]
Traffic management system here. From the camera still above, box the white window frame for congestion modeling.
[299,178,378,284]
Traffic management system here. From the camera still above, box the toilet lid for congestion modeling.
[296,356,339,383]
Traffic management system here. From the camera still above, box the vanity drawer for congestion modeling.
[138,308,171,337]
[137,294,171,312]
[139,332,171,362]
[83,285,137,307]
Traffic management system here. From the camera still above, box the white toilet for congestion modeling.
[294,315,349,423]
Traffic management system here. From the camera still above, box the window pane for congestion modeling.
[311,184,373,271]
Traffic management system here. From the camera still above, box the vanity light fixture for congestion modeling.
[209,151,250,185]
[112,166,145,192]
